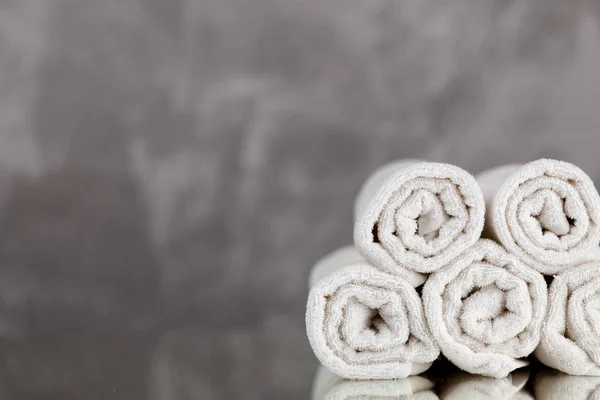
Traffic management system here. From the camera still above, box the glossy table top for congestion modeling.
[1,330,596,399]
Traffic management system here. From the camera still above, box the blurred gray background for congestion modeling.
[2,0,600,398]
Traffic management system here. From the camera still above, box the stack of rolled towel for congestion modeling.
[306,158,600,384]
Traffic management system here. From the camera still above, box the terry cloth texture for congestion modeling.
[423,239,547,378]
[476,159,600,274]
[535,261,600,375]
[306,247,438,380]
[354,161,485,286]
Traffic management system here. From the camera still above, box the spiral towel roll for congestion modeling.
[423,239,547,378]
[476,159,600,274]
[311,366,438,400]
[306,247,439,380]
[535,261,600,375]
[354,161,485,286]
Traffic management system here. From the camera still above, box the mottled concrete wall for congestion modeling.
[2,0,600,398]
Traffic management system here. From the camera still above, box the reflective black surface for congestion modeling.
[0,325,315,399]
[0,333,597,399]
[311,360,599,399]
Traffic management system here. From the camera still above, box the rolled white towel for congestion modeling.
[308,246,367,289]
[535,261,600,375]
[439,368,532,400]
[311,365,438,400]
[533,369,600,399]
[354,161,485,285]
[476,159,600,274]
[423,239,547,378]
[306,247,439,380]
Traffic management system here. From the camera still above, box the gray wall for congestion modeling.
[2,0,600,398]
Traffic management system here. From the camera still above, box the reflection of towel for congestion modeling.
[533,369,600,399]
[535,261,600,375]
[476,159,600,274]
[423,239,547,378]
[354,161,485,286]
[306,247,439,380]
[439,368,532,400]
[311,365,439,400]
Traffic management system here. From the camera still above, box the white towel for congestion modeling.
[306,247,439,380]
[534,261,600,375]
[311,365,439,400]
[476,159,600,274]
[533,369,600,399]
[423,239,547,378]
[439,368,532,400]
[308,246,367,289]
[354,161,485,285]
